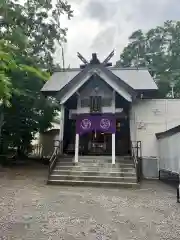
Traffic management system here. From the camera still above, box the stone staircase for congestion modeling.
[47,155,138,188]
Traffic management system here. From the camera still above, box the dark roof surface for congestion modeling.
[41,66,158,93]
[156,125,180,139]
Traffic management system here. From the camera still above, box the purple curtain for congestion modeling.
[76,114,116,135]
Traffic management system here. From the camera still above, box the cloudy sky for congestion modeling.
[56,0,180,68]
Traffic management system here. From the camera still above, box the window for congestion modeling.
[90,96,102,113]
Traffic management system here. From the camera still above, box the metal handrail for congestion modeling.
[48,140,63,177]
[131,141,142,182]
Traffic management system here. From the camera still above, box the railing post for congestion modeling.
[48,142,61,179]
[177,184,180,203]
[131,141,142,183]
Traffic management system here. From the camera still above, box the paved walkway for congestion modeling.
[0,164,180,240]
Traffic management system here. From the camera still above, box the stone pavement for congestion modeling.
[0,164,180,240]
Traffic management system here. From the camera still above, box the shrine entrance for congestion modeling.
[76,114,114,154]
[80,131,112,155]
[74,113,131,163]
[75,113,131,159]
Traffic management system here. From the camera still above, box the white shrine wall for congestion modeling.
[130,99,180,178]
[158,132,180,174]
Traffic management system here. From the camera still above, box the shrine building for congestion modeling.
[41,52,180,179]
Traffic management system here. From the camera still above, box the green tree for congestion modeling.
[116,21,180,97]
[0,40,16,104]
[0,0,73,70]
[0,40,58,155]
[0,40,16,142]
[0,0,72,155]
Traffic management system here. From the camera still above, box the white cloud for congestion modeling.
[55,0,180,68]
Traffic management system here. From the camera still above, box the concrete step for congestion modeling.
[55,162,134,168]
[47,179,139,188]
[79,156,132,159]
[56,158,133,163]
[52,169,136,177]
[78,159,133,164]
[78,156,132,160]
[49,174,137,183]
[57,156,133,163]
[77,155,131,159]
[78,157,133,163]
[54,165,135,172]
[49,154,137,188]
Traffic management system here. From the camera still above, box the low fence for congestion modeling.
[28,144,51,159]
[156,128,180,202]
[29,140,60,159]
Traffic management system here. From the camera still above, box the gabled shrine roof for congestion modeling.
[41,66,158,94]
[111,68,158,90]
[41,69,79,92]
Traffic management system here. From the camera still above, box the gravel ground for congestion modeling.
[0,164,180,240]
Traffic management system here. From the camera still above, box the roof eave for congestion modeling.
[41,90,60,97]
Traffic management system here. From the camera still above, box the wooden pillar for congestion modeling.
[74,133,79,163]
[112,133,116,165]
[59,104,65,153]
